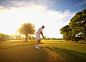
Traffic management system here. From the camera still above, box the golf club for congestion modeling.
[45,39,57,49]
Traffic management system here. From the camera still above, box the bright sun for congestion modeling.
[0,8,40,35]
[0,5,64,38]
[0,10,23,34]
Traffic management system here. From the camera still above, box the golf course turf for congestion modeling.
[0,40,86,62]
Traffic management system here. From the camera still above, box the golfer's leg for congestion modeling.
[39,35,41,44]
[37,40,40,45]
[38,40,41,47]
[36,33,39,45]
[39,39,41,44]
[35,40,40,49]
[35,33,40,49]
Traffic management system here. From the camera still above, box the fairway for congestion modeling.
[0,40,86,62]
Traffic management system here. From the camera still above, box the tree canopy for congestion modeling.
[60,9,86,41]
[17,22,35,41]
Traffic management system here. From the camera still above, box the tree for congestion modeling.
[31,36,35,39]
[60,25,72,40]
[17,23,35,41]
[0,33,10,42]
[14,34,22,39]
[60,9,86,41]
[69,9,86,40]
[28,35,31,39]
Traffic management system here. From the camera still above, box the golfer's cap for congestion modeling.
[42,25,45,28]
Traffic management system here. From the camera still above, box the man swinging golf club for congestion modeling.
[35,25,45,49]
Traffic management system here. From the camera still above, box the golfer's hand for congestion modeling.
[43,36,46,39]
[43,36,45,39]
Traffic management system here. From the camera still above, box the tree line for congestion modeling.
[60,9,86,42]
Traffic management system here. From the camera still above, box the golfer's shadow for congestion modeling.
[41,46,57,50]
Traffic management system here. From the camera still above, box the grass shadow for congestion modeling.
[9,40,36,43]
[46,47,86,62]
[0,43,35,50]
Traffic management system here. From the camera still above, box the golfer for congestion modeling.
[35,25,45,49]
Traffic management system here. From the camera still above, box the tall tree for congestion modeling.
[60,9,86,41]
[17,23,35,41]
[69,9,86,39]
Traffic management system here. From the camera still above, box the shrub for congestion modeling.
[73,41,78,43]
[78,40,86,44]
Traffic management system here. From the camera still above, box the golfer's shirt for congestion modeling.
[37,27,42,35]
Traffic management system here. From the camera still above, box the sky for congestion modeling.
[0,0,86,38]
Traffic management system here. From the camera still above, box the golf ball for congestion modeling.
[55,47,57,49]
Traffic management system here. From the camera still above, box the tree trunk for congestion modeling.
[71,34,75,41]
[25,35,27,41]
[73,34,75,41]
[71,37,73,41]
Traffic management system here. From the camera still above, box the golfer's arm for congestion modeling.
[41,32,44,38]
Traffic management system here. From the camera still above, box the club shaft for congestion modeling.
[46,40,55,47]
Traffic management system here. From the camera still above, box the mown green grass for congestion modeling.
[0,40,86,62]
